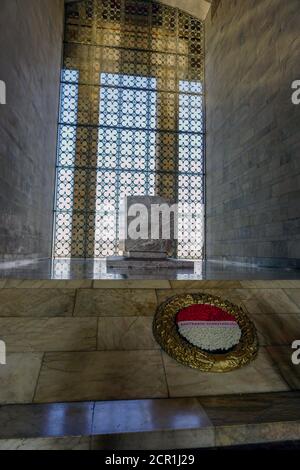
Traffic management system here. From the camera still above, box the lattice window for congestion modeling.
[53,0,205,259]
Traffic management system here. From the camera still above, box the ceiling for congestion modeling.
[64,0,212,20]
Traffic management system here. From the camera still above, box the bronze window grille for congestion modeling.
[53,0,205,259]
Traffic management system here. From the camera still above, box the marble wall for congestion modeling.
[205,0,300,268]
[0,280,299,404]
[0,0,64,262]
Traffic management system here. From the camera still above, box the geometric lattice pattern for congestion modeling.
[53,0,205,259]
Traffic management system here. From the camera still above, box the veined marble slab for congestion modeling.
[0,318,97,352]
[0,436,90,450]
[92,398,211,434]
[91,428,214,450]
[199,391,300,426]
[267,346,300,390]
[98,316,159,350]
[284,289,300,308]
[1,393,300,450]
[0,289,75,317]
[156,288,244,306]
[162,348,289,397]
[215,421,300,447]
[34,350,168,403]
[234,288,300,314]
[0,353,43,404]
[74,288,158,317]
[250,313,300,346]
[0,402,94,439]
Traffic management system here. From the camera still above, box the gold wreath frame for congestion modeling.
[153,293,258,373]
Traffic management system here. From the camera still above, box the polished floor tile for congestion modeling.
[34,351,168,403]
[0,436,90,450]
[266,346,300,390]
[156,288,243,306]
[0,353,43,404]
[235,289,300,314]
[1,392,300,450]
[214,421,300,447]
[284,289,300,308]
[0,289,75,317]
[92,396,215,449]
[91,428,215,451]
[92,398,212,434]
[0,402,94,438]
[162,349,289,397]
[250,313,300,346]
[199,391,300,426]
[0,318,97,352]
[98,317,159,350]
[74,288,157,317]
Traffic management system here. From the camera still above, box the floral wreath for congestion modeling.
[153,293,258,373]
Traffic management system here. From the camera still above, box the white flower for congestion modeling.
[178,321,241,351]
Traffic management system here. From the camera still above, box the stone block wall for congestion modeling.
[0,0,64,262]
[205,0,300,268]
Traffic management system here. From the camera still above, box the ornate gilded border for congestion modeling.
[153,293,258,373]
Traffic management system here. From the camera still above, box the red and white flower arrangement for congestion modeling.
[176,303,242,352]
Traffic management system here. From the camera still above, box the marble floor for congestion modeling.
[0,392,300,450]
[0,258,300,280]
[1,279,300,404]
[1,280,300,449]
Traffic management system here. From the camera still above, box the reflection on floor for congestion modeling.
[0,392,300,450]
[0,258,299,280]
